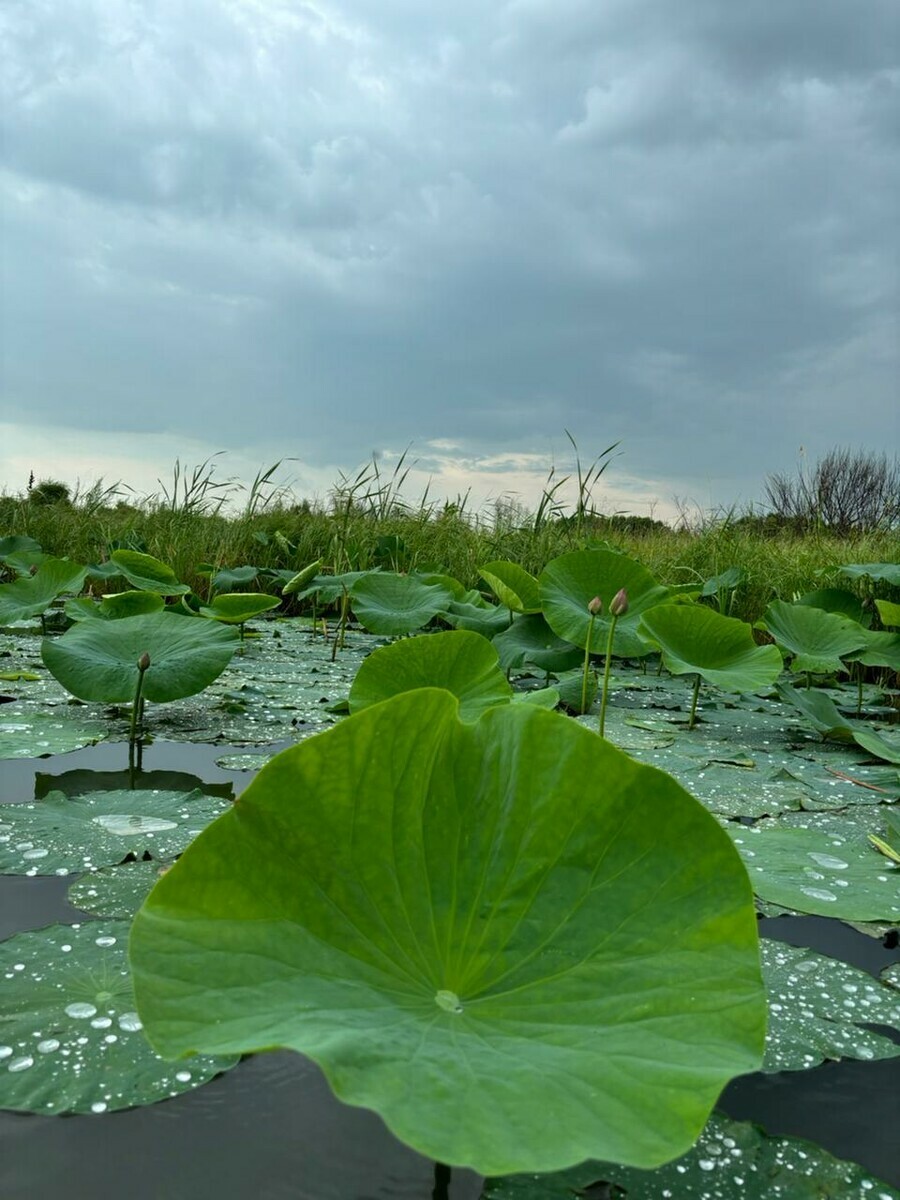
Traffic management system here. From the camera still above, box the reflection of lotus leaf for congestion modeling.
[131,690,764,1175]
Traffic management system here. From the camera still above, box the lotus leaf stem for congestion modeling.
[580,609,597,716]
[598,614,618,737]
[689,673,702,730]
[431,1162,451,1200]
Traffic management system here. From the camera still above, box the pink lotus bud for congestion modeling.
[588,596,603,616]
[137,652,151,672]
[610,588,629,617]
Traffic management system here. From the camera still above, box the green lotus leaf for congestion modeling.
[281,559,323,596]
[0,534,42,561]
[758,600,869,675]
[0,559,88,625]
[482,1111,900,1199]
[0,787,231,874]
[638,606,783,693]
[0,710,108,759]
[0,921,237,1114]
[2,549,49,576]
[848,630,900,671]
[350,573,455,636]
[479,561,542,614]
[68,862,173,918]
[539,549,670,657]
[294,570,374,604]
[100,591,166,619]
[852,727,900,765]
[109,550,189,596]
[348,630,513,721]
[797,587,872,627]
[211,565,259,592]
[441,598,512,637]
[700,566,745,597]
[838,562,900,586]
[876,599,900,628]
[41,611,238,703]
[85,559,126,581]
[777,683,855,739]
[415,572,468,600]
[130,690,765,1175]
[491,613,582,673]
[760,938,900,1072]
[197,593,281,624]
[729,823,900,921]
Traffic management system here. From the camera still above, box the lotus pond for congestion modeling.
[1,542,899,1199]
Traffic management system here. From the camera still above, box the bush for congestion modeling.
[765,448,900,534]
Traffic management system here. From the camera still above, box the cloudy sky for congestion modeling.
[1,0,898,520]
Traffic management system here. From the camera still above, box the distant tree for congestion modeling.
[28,479,72,506]
[765,448,900,533]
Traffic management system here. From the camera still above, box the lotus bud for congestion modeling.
[137,651,151,672]
[588,596,603,616]
[610,588,629,617]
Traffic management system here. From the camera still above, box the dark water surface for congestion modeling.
[1,739,898,1198]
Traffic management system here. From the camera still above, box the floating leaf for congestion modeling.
[482,1111,900,1199]
[758,600,868,675]
[638,606,783,694]
[729,823,900,921]
[110,550,189,596]
[0,921,237,1114]
[478,561,542,614]
[68,862,172,918]
[348,630,513,722]
[0,710,108,759]
[350,573,455,636]
[131,691,764,1175]
[42,611,238,703]
[539,548,669,657]
[760,937,900,1071]
[0,787,231,874]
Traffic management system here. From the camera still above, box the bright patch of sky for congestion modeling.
[1,0,898,519]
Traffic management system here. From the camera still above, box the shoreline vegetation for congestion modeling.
[2,452,898,627]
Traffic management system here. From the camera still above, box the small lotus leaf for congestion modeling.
[130,691,764,1175]
[41,611,238,703]
[0,559,88,626]
[212,565,259,592]
[0,921,237,1114]
[0,710,108,759]
[350,573,455,635]
[68,862,172,918]
[638,606,783,693]
[110,550,189,596]
[198,593,281,624]
[759,600,869,675]
[348,630,513,721]
[876,599,900,628]
[478,561,542,613]
[539,549,670,657]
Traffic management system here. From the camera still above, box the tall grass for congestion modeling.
[2,462,898,624]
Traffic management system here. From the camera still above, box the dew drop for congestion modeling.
[37,1039,60,1054]
[91,1101,108,1114]
[8,1056,34,1073]
[117,1012,143,1032]
[65,1003,98,1020]
[799,886,837,902]
[95,936,117,948]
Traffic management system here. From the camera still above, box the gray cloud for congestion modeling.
[1,0,897,512]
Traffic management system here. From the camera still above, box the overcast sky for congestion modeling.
[1,0,898,520]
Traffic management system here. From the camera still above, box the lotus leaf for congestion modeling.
[848,630,900,671]
[760,938,900,1071]
[0,921,237,1114]
[539,548,670,657]
[638,606,783,694]
[759,600,869,675]
[0,559,88,626]
[482,1111,900,1199]
[852,727,900,765]
[281,559,323,596]
[294,570,374,604]
[838,562,900,586]
[197,593,281,624]
[441,598,512,637]
[479,561,542,613]
[211,565,259,592]
[350,573,455,636]
[130,690,765,1175]
[797,588,872,627]
[42,611,238,703]
[491,613,582,674]
[0,709,108,759]
[348,630,513,721]
[777,683,855,740]
[876,599,900,628]
[729,824,900,921]
[68,862,172,918]
[110,550,189,596]
[0,534,42,561]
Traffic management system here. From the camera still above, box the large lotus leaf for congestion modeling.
[758,600,869,675]
[876,599,900,627]
[849,630,900,671]
[760,937,900,1072]
[0,710,108,759]
[130,690,765,1175]
[853,727,900,765]
[97,591,165,619]
[348,630,513,721]
[350,573,455,635]
[211,565,259,591]
[0,534,42,561]
[415,572,468,601]
[491,613,582,673]
[797,587,872,627]
[539,549,670,657]
[0,787,231,874]
[0,921,237,1114]
[110,550,189,596]
[68,862,171,918]
[482,1111,900,1199]
[638,606,783,693]
[680,764,806,819]
[838,562,900,586]
[729,823,900,921]
[478,561,542,614]
[0,559,88,625]
[441,598,512,637]
[41,611,238,703]
[197,592,281,624]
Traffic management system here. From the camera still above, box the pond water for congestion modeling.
[2,731,898,1198]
